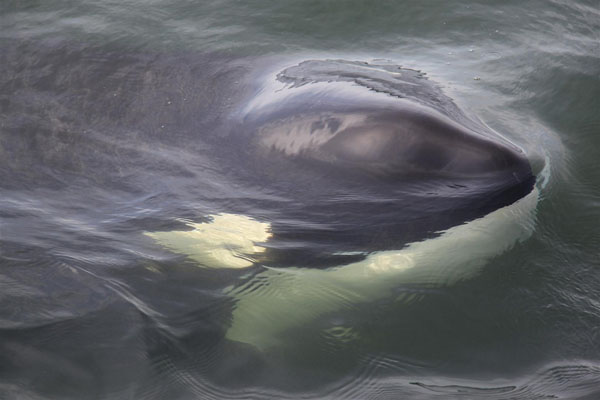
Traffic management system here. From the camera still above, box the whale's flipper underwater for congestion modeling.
[145,60,544,351]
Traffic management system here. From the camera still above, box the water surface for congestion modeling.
[1,1,600,399]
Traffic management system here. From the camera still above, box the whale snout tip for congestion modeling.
[528,152,546,177]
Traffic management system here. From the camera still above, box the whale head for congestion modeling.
[230,66,536,266]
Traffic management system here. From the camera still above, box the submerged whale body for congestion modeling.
[147,59,542,350]
[222,60,536,267]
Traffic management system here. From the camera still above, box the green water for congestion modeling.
[1,1,600,399]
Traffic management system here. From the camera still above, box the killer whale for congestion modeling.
[146,59,541,350]
[211,60,536,267]
[0,39,546,355]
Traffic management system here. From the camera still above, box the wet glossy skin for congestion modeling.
[253,105,531,179]
[228,94,536,267]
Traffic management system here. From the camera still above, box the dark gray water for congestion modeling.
[1,1,600,399]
